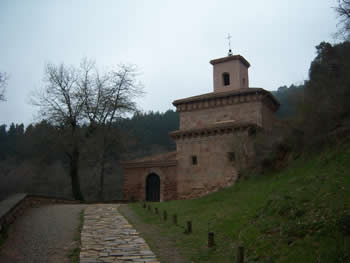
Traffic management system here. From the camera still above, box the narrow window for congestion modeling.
[223,73,230,86]
[191,155,198,165]
[248,127,257,136]
[228,152,236,162]
[242,77,246,86]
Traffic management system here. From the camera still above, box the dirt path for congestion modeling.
[119,204,187,263]
[0,204,86,263]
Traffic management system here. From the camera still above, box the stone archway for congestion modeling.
[146,173,160,202]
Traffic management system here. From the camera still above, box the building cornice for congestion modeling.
[121,160,177,169]
[172,88,280,113]
[169,121,260,140]
[209,55,251,68]
[120,151,177,168]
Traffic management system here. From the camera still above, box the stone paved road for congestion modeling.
[0,204,86,263]
[80,204,159,263]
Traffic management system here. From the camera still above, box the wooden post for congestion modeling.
[186,221,192,234]
[173,214,177,225]
[208,232,215,247]
[236,246,244,263]
[155,208,158,215]
[148,205,151,211]
[163,210,167,221]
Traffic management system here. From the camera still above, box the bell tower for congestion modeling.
[210,54,250,93]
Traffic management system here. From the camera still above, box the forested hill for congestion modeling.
[271,84,304,119]
[0,110,179,201]
[0,110,179,162]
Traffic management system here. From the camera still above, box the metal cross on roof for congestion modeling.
[226,34,233,56]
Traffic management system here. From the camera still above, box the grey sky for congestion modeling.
[0,0,338,126]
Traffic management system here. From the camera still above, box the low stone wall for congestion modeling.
[0,193,80,233]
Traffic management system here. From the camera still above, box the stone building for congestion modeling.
[122,53,279,201]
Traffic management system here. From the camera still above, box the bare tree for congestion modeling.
[32,59,143,201]
[0,72,8,101]
[80,63,143,200]
[32,63,85,200]
[335,0,350,40]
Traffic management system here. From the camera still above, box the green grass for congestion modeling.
[129,146,350,263]
[68,208,85,263]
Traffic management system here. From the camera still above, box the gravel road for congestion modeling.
[0,204,86,263]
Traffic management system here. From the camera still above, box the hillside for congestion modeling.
[271,84,304,120]
[127,145,350,263]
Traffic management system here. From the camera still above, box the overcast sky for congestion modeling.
[0,0,339,126]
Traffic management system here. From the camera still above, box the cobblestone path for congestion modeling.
[80,204,159,263]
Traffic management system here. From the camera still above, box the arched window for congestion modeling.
[191,155,198,165]
[222,73,230,86]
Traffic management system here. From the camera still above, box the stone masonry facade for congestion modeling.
[122,152,178,201]
[122,54,279,201]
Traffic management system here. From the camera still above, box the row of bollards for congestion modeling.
[141,202,244,262]
[143,202,192,233]
[186,220,192,234]
[236,246,244,263]
[208,232,215,247]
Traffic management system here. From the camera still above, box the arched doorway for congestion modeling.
[146,173,160,202]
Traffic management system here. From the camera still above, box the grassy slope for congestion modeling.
[129,146,350,263]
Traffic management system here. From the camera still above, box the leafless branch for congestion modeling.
[335,0,350,40]
[31,58,144,200]
[0,72,9,101]
[79,63,144,129]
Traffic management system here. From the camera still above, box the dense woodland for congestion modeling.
[1,40,350,201]
[0,110,179,201]
[0,110,179,163]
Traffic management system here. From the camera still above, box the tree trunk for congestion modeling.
[98,155,105,201]
[98,137,106,201]
[70,145,84,201]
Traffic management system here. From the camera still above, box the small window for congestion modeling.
[228,152,236,162]
[242,77,246,86]
[223,73,230,86]
[191,155,198,165]
[248,127,257,137]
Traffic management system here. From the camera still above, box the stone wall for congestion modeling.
[122,86,279,201]
[261,100,278,131]
[0,159,124,202]
[175,129,255,199]
[123,165,177,201]
[0,194,79,234]
[179,100,262,130]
